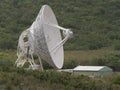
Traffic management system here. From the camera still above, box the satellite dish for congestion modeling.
[15,5,73,70]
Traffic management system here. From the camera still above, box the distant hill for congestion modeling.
[0,0,120,50]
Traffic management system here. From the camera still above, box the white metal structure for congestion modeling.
[73,65,106,71]
[15,5,73,70]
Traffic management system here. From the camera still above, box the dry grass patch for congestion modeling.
[65,49,120,62]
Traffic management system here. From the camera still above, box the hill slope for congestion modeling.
[0,0,120,50]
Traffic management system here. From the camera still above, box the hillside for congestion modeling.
[0,0,120,50]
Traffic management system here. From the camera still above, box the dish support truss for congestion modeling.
[15,25,73,70]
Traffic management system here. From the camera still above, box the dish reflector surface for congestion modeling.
[32,5,64,69]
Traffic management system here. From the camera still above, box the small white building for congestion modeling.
[73,65,113,77]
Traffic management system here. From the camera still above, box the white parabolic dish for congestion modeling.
[30,5,64,69]
[16,5,73,70]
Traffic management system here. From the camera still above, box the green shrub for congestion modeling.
[113,75,120,85]
[91,54,120,71]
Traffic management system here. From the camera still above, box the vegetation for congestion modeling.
[0,50,120,90]
[64,49,120,71]
[0,0,120,90]
[0,66,120,90]
[0,0,120,50]
[0,63,120,90]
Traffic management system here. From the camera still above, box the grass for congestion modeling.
[0,50,16,61]
[65,49,120,62]
[1,49,120,64]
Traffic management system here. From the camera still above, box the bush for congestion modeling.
[113,75,120,85]
[91,54,120,71]
[63,60,79,69]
